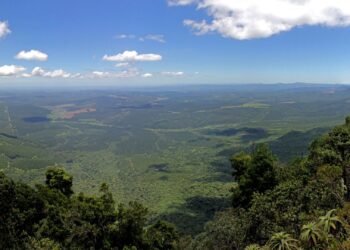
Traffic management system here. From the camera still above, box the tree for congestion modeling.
[45,168,73,197]
[25,237,61,250]
[0,172,46,249]
[231,144,277,207]
[189,208,252,250]
[110,201,149,249]
[0,171,180,249]
[308,117,350,200]
[230,152,252,179]
[146,220,179,250]
[0,172,19,248]
[247,180,304,242]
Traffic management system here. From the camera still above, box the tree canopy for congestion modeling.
[0,168,179,250]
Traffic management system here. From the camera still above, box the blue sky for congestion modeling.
[1,0,350,86]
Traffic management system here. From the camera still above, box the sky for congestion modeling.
[1,0,350,86]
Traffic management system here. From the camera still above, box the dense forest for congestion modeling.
[1,116,350,249]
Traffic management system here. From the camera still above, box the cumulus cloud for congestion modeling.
[168,0,195,6]
[103,50,162,62]
[171,0,350,40]
[116,68,140,78]
[92,71,110,78]
[140,34,166,43]
[31,67,45,76]
[21,73,32,78]
[0,65,26,76]
[16,50,48,61]
[31,67,72,78]
[91,67,140,79]
[116,62,130,68]
[142,73,153,78]
[161,71,184,76]
[0,65,80,79]
[44,69,71,78]
[0,21,10,38]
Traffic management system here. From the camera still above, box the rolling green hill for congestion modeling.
[2,115,350,249]
[1,84,350,234]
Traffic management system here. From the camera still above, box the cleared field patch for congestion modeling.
[63,107,96,119]
[50,104,96,120]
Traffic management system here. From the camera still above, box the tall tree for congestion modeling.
[45,168,73,197]
[146,220,179,250]
[231,144,277,207]
[309,117,350,199]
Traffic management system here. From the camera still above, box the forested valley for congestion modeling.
[2,117,350,250]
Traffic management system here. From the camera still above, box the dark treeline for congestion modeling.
[0,168,179,249]
[1,117,350,249]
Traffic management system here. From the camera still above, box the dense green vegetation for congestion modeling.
[1,84,350,236]
[187,117,350,249]
[2,112,350,249]
[0,168,179,249]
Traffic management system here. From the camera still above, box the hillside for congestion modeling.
[1,85,350,235]
[1,116,350,249]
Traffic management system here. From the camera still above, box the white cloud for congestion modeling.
[0,21,10,38]
[21,73,32,78]
[142,73,153,78]
[92,71,110,78]
[140,34,166,43]
[44,69,71,78]
[70,73,82,79]
[116,62,130,68]
[31,67,45,76]
[115,34,166,43]
[103,50,162,62]
[16,50,48,61]
[0,65,79,79]
[116,68,140,78]
[171,0,350,40]
[91,67,140,79]
[31,67,72,78]
[168,0,195,6]
[161,71,184,76]
[115,34,135,39]
[0,65,26,76]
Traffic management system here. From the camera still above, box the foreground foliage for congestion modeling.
[0,168,178,249]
